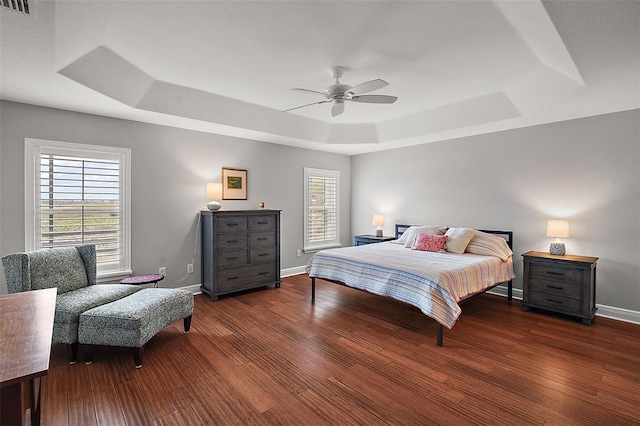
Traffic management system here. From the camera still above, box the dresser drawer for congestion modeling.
[250,246,276,263]
[216,249,248,268]
[250,215,276,232]
[217,217,248,233]
[217,234,248,250]
[529,263,583,283]
[217,264,278,291]
[528,277,582,298]
[529,291,582,314]
[250,232,276,247]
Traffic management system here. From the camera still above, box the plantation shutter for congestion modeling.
[303,168,340,252]
[26,139,131,277]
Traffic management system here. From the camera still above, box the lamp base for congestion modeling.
[207,200,221,211]
[375,228,383,237]
[549,242,566,255]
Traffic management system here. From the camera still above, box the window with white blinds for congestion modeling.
[25,139,131,278]
[303,167,341,252]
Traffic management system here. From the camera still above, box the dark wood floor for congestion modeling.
[41,274,640,425]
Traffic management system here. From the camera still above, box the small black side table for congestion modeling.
[354,235,396,246]
[120,274,165,288]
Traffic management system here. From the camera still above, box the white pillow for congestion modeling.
[444,227,475,254]
[403,225,446,248]
[392,226,420,245]
[465,231,513,262]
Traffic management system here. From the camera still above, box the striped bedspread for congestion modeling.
[305,242,516,329]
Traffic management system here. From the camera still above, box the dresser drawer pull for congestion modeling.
[258,271,270,276]
[227,276,239,280]
[546,299,564,304]
[258,237,268,241]
[257,221,268,225]
[546,284,564,290]
[546,271,564,276]
[226,223,239,227]
[226,257,240,260]
[227,240,239,243]
[258,253,269,257]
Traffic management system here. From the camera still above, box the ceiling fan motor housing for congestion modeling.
[325,83,352,99]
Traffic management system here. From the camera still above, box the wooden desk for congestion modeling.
[1,288,56,426]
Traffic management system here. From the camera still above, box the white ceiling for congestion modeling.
[1,0,638,155]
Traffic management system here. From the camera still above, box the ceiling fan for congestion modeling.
[283,66,398,117]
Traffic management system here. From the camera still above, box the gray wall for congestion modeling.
[351,109,640,312]
[0,101,351,293]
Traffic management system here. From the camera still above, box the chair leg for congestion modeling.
[183,315,192,333]
[84,346,93,365]
[134,346,144,368]
[70,342,79,364]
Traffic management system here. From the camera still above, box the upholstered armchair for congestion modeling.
[2,245,141,363]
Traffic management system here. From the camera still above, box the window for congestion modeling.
[25,139,131,278]
[303,167,340,252]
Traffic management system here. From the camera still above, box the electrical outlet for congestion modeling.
[187,263,194,274]
[159,266,166,275]
[296,249,302,257]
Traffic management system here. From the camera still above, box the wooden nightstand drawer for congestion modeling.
[529,291,582,314]
[217,217,248,233]
[529,263,583,283]
[217,249,248,268]
[217,234,248,250]
[528,277,582,298]
[249,215,276,232]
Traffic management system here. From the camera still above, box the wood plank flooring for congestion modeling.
[41,275,640,425]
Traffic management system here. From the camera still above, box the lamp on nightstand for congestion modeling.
[547,219,569,255]
[206,183,223,211]
[372,214,384,237]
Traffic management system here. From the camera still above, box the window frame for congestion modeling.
[24,138,132,279]
[303,167,341,253]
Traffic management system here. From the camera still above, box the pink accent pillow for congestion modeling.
[412,233,447,252]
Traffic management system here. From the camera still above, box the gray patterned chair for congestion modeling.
[1,245,141,363]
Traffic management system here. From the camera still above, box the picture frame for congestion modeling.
[221,168,247,200]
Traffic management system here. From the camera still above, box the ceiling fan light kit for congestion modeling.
[284,66,398,117]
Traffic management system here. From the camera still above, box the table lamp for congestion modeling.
[547,219,569,255]
[206,183,222,211]
[372,214,384,237]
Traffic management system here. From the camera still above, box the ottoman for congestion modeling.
[78,288,194,367]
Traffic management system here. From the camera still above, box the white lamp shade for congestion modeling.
[372,214,385,226]
[547,220,570,238]
[206,183,222,200]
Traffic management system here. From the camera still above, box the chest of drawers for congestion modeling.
[521,251,598,324]
[201,210,281,299]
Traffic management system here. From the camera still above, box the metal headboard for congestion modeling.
[395,224,513,249]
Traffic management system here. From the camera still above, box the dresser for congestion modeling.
[521,251,598,325]
[201,210,281,299]
[353,235,396,246]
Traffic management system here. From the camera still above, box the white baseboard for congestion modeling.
[487,284,640,325]
[177,274,640,326]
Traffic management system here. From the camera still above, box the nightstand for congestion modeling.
[354,235,395,246]
[521,251,598,325]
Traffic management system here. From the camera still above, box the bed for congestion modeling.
[305,224,516,346]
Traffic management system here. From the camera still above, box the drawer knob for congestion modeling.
[227,276,239,280]
[546,284,564,290]
[258,271,269,276]
[227,223,239,227]
[258,253,268,257]
[546,271,564,276]
[258,237,268,241]
[227,257,240,260]
[258,221,268,225]
[227,240,239,243]
[546,299,564,304]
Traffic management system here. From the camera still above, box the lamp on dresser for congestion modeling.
[206,183,223,211]
[372,214,384,237]
[547,219,569,255]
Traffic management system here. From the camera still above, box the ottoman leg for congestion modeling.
[70,342,79,364]
[184,315,192,333]
[84,346,93,365]
[134,346,144,368]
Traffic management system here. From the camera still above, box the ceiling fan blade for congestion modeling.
[351,95,398,104]
[283,99,331,113]
[292,88,329,98]
[348,79,388,95]
[331,102,345,117]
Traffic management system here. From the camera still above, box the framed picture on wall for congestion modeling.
[222,168,248,200]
